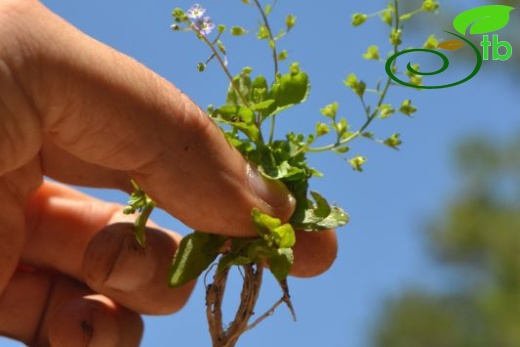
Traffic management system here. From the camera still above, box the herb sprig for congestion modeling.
[124,1,441,346]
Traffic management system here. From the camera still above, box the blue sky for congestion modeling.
[3,1,519,346]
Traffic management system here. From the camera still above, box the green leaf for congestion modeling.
[213,105,254,124]
[227,122,261,143]
[250,75,269,104]
[251,99,275,112]
[315,206,350,230]
[259,161,305,181]
[169,232,224,287]
[453,5,514,35]
[252,208,282,238]
[290,192,349,231]
[267,62,310,116]
[247,239,272,261]
[272,224,296,248]
[251,209,295,248]
[226,69,252,106]
[310,191,332,219]
[269,248,294,281]
[217,254,252,273]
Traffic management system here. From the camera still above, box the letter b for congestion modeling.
[492,34,512,61]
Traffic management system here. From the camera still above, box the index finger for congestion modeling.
[0,0,294,236]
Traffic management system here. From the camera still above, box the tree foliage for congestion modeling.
[371,135,520,347]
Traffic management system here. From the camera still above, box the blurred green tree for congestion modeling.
[371,135,520,347]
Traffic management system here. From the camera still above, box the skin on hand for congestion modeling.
[0,0,338,346]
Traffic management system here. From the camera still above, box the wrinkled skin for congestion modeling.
[0,1,338,346]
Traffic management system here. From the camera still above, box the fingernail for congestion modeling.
[247,164,294,210]
[104,233,157,292]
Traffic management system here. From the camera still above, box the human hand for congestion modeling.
[0,1,338,346]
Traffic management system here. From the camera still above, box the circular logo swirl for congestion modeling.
[385,31,483,89]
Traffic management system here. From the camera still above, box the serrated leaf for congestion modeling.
[453,5,514,35]
[169,232,224,287]
[437,39,465,50]
[269,248,294,281]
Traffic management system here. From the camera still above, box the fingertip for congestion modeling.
[290,229,338,278]
[246,164,296,224]
[83,224,195,315]
[48,295,143,347]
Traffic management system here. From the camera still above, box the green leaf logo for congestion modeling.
[453,5,514,35]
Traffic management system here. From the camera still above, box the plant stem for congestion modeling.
[206,264,264,347]
[193,25,250,108]
[305,0,402,154]
[252,0,279,145]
